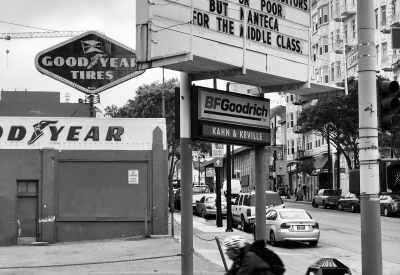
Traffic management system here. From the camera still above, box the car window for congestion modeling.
[389,194,400,200]
[249,193,283,206]
[323,190,340,195]
[206,197,216,203]
[269,210,277,221]
[266,210,273,219]
[234,196,240,205]
[349,194,354,198]
[239,195,245,205]
[279,211,312,220]
[243,195,251,206]
[345,194,350,199]
[318,190,323,195]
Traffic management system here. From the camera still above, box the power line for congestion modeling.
[0,20,57,32]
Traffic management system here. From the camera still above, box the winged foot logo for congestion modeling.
[28,120,58,145]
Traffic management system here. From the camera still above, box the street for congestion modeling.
[175,201,400,275]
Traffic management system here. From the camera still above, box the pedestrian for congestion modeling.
[294,186,298,201]
[302,184,307,201]
[222,236,285,275]
[314,187,319,196]
[286,185,290,199]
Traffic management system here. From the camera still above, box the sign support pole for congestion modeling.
[226,145,233,232]
[255,145,266,240]
[358,1,383,274]
[180,72,193,275]
[216,167,223,227]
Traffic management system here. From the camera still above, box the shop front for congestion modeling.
[0,117,167,246]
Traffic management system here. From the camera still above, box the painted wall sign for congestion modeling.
[35,31,145,95]
[0,117,166,150]
[211,143,224,157]
[206,167,215,177]
[346,47,358,70]
[197,87,270,129]
[128,170,139,184]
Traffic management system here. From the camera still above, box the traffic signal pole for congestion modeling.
[357,2,383,274]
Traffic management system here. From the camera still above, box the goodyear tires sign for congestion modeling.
[35,31,145,95]
[191,87,270,146]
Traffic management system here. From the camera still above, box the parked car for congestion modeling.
[173,186,210,212]
[379,193,400,217]
[312,189,343,209]
[231,191,285,232]
[251,208,320,247]
[195,194,227,218]
[338,193,360,213]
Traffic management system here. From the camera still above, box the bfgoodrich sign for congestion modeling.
[35,31,145,95]
[191,86,271,146]
[0,117,166,150]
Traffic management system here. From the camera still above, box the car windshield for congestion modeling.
[279,211,312,220]
[324,190,340,195]
[206,196,226,203]
[250,193,283,206]
[389,194,400,200]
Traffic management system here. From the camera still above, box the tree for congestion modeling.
[297,77,359,170]
[105,78,211,207]
[297,76,400,171]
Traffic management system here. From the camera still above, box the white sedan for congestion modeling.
[252,208,320,247]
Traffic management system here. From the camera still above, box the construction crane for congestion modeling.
[0,31,88,40]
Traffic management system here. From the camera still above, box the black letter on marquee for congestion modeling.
[67,126,82,141]
[84,126,100,141]
[106,126,124,141]
[49,126,65,141]
[0,126,2,138]
[8,126,26,140]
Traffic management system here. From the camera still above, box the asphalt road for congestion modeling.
[191,201,400,275]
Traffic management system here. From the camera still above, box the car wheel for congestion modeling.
[270,231,278,247]
[231,215,238,228]
[241,216,249,232]
[338,203,343,211]
[322,200,327,209]
[351,204,356,213]
[384,207,391,217]
[312,200,318,208]
[309,241,318,247]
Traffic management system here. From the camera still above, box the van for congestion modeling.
[222,179,241,198]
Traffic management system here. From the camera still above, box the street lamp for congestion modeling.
[196,153,205,185]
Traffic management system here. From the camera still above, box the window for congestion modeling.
[290,95,294,102]
[291,139,294,154]
[243,194,250,206]
[323,36,328,53]
[330,1,334,19]
[344,24,348,43]
[319,7,322,24]
[312,14,318,32]
[336,30,341,48]
[335,0,340,13]
[381,6,386,26]
[290,113,294,128]
[319,38,322,55]
[319,5,328,24]
[287,141,290,155]
[331,63,335,81]
[17,181,38,195]
[324,67,329,83]
[352,20,356,39]
[376,45,380,65]
[375,9,379,29]
[382,43,387,60]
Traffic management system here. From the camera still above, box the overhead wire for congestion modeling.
[0,20,57,32]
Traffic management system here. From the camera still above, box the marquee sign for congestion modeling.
[191,86,271,146]
[0,117,166,150]
[35,31,145,94]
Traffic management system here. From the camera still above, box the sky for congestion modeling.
[0,0,284,111]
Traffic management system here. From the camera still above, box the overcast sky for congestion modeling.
[0,0,284,110]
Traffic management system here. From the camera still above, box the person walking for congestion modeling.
[286,185,290,199]
[302,184,307,201]
[222,236,285,275]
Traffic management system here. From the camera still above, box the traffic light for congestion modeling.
[387,163,400,191]
[377,80,400,131]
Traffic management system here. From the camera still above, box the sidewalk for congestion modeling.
[282,195,312,205]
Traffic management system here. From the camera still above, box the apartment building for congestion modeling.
[287,0,399,195]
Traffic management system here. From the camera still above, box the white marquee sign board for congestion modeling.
[136,0,312,90]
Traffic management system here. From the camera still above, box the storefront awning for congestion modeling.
[312,156,329,176]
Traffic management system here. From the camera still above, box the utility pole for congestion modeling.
[327,125,332,189]
[273,116,277,192]
[180,72,193,275]
[358,2,383,274]
[226,145,233,232]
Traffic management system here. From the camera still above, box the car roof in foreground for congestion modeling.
[274,208,307,212]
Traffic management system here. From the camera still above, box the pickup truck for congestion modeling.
[312,189,343,209]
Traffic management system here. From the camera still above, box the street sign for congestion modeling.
[35,31,145,95]
[212,143,224,157]
[206,167,215,177]
[214,158,223,167]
